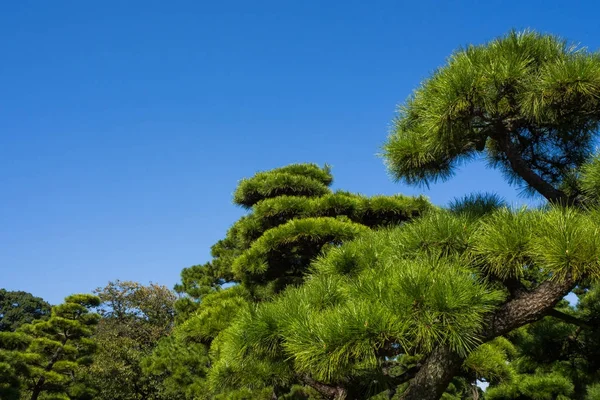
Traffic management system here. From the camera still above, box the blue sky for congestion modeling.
[1,0,599,304]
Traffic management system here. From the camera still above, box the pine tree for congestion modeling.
[11,294,100,400]
[143,163,431,399]
[174,163,429,309]
[0,330,31,399]
[379,29,600,400]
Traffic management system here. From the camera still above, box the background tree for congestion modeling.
[8,294,100,400]
[87,281,176,400]
[0,289,51,332]
[145,163,431,399]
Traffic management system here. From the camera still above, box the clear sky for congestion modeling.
[2,0,599,304]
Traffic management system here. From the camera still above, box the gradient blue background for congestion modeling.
[2,0,598,304]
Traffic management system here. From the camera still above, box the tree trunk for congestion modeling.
[30,344,65,400]
[398,276,576,400]
[29,377,45,400]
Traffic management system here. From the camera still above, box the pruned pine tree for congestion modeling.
[173,163,430,316]
[206,31,600,400]
[144,163,431,399]
[11,294,101,400]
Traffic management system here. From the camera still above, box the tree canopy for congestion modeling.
[86,281,177,400]
[0,289,51,332]
[378,29,600,399]
[383,30,600,204]
[173,163,430,314]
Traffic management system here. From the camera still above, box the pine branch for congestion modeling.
[548,309,593,329]
[491,130,571,205]
[485,275,577,339]
[398,276,577,400]
[299,364,421,400]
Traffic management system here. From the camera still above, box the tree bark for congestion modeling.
[484,275,576,339]
[398,276,576,400]
[29,377,45,400]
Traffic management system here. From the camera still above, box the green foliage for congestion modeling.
[202,200,600,397]
[0,331,31,400]
[175,163,431,311]
[470,207,534,280]
[177,285,250,344]
[209,221,505,395]
[0,289,51,332]
[388,210,475,259]
[529,207,600,280]
[0,295,100,400]
[464,338,516,384]
[486,372,575,400]
[580,155,600,203]
[469,206,600,282]
[141,334,210,400]
[233,163,333,208]
[232,216,369,286]
[587,384,600,400]
[449,193,506,219]
[234,192,431,247]
[153,163,432,399]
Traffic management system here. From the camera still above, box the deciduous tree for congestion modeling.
[88,281,176,400]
